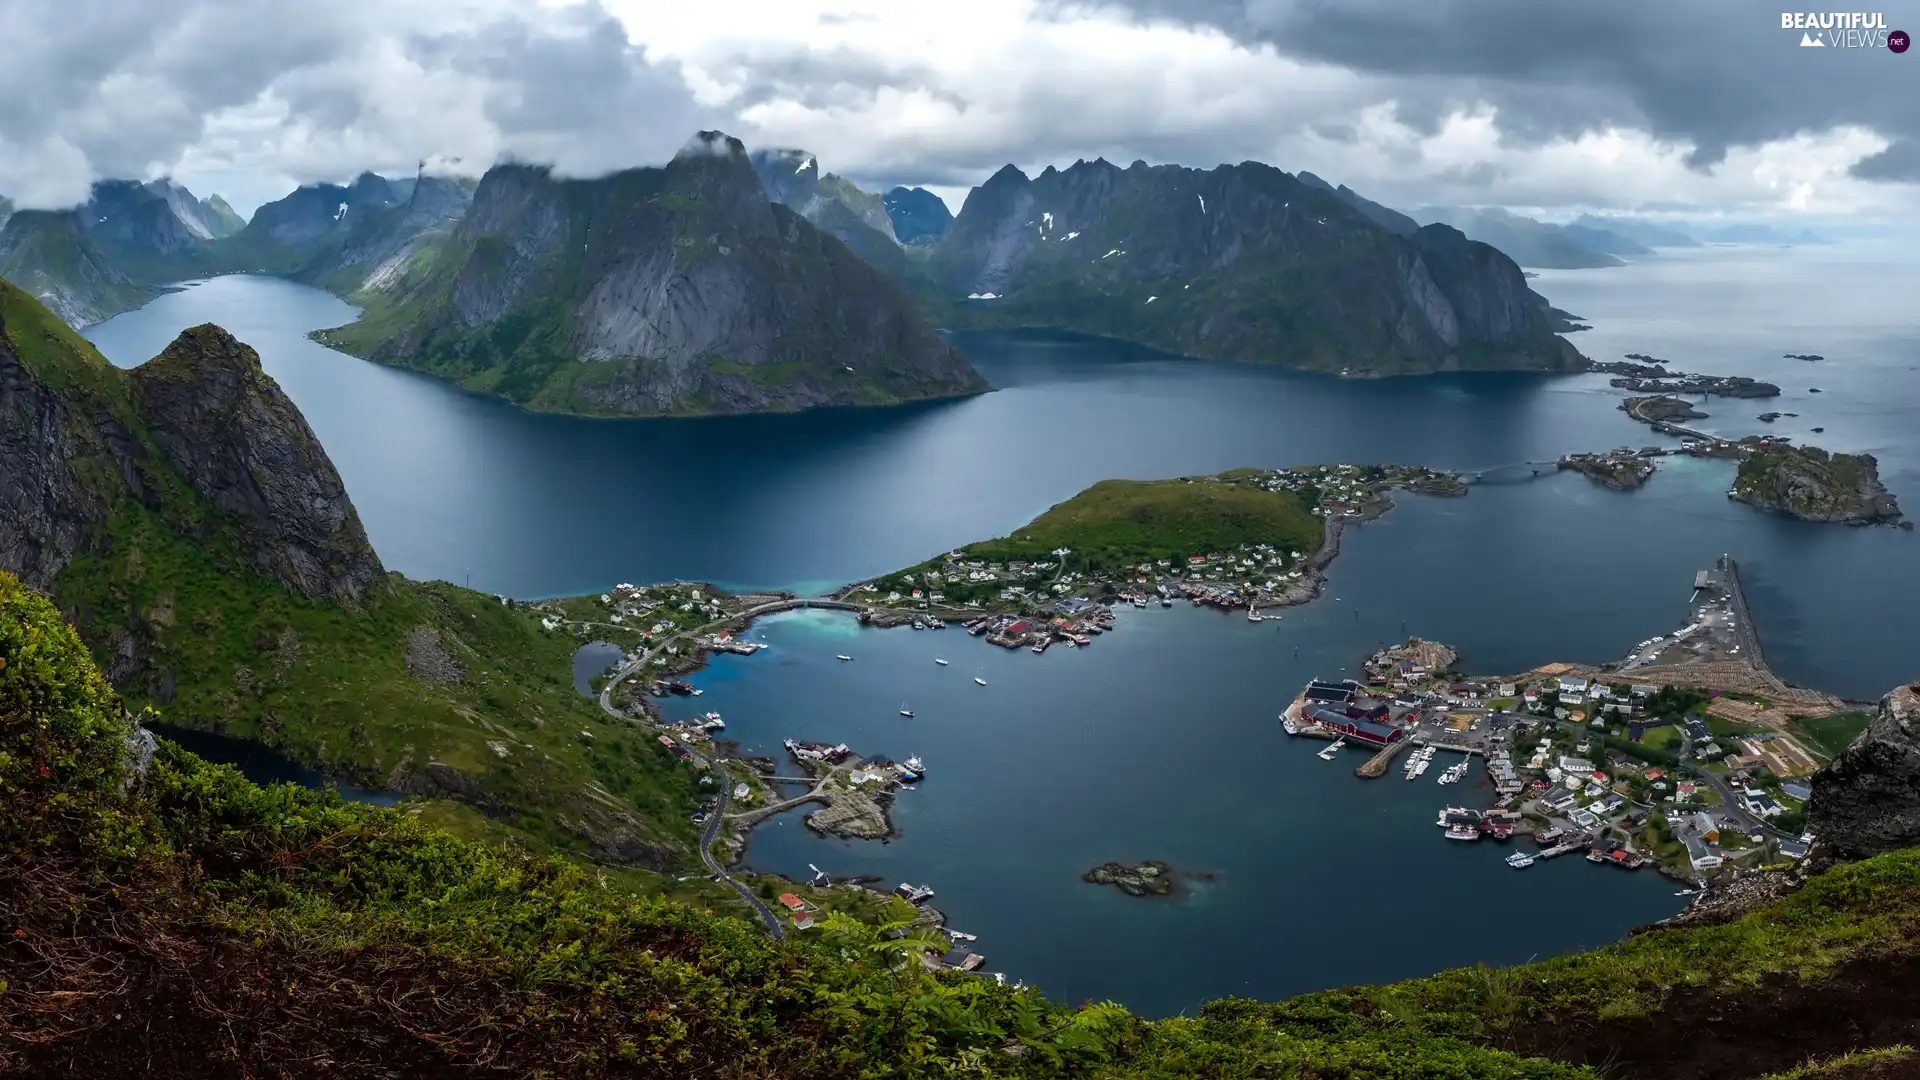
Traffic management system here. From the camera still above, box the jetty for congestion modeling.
[1355,737,1414,778]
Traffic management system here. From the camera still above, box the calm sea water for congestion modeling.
[79,242,1920,1014]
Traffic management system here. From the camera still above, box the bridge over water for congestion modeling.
[1456,460,1564,485]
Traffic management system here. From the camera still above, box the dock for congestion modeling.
[1355,738,1413,778]
[1537,839,1589,860]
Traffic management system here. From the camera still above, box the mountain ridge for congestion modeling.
[923,157,1586,375]
[315,132,984,417]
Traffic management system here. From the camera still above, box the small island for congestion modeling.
[1083,860,1174,896]
[1610,373,1780,398]
[1623,352,1666,364]
[1728,444,1904,526]
[1622,395,1707,425]
[1558,451,1656,490]
[1784,353,1824,361]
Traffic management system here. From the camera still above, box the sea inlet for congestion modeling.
[81,239,1920,1016]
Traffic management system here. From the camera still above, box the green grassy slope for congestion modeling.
[7,574,1920,1077]
[2,279,699,865]
[962,474,1321,571]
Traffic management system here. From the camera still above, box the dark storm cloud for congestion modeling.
[1092,0,1917,170]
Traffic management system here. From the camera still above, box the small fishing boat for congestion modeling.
[974,677,987,686]
[836,654,853,661]
[935,658,949,665]
[899,703,914,717]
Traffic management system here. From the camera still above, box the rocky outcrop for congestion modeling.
[1806,684,1920,872]
[128,325,385,603]
[1083,859,1175,896]
[1729,444,1903,525]
[0,285,143,586]
[926,158,1585,376]
[321,131,984,416]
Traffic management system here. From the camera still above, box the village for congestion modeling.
[838,463,1466,632]
[1281,557,1860,885]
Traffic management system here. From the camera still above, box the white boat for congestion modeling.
[899,703,915,717]
[1161,597,1173,607]
[1247,608,1262,622]
[904,756,925,774]
[1505,852,1536,869]
[1317,739,1345,760]
[1281,715,1299,735]
[837,654,853,661]
[947,930,978,942]
[974,677,987,686]
[935,658,949,666]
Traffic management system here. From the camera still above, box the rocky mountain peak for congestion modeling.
[128,325,385,604]
[1806,683,1920,871]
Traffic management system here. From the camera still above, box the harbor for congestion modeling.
[1281,559,1840,883]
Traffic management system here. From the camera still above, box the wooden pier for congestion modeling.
[1355,738,1413,778]
[1537,839,1589,860]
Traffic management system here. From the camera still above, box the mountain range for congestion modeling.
[0,135,1842,414]
[312,133,982,416]
[921,157,1585,374]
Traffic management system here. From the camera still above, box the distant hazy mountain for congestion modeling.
[142,179,244,240]
[1295,173,1419,236]
[317,132,984,417]
[747,149,947,305]
[883,187,955,245]
[1698,222,1825,244]
[287,175,476,296]
[1559,223,1653,257]
[1570,214,1701,249]
[1418,207,1621,269]
[924,157,1584,376]
[0,209,165,327]
[221,172,418,273]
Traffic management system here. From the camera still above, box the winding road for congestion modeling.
[592,598,855,939]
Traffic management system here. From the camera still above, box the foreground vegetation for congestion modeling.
[9,572,1920,1077]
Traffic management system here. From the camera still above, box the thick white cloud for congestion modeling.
[2,0,1913,216]
[0,0,714,212]
[619,0,1919,216]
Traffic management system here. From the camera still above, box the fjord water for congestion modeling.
[80,242,1920,1013]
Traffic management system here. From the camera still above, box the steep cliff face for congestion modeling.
[127,325,384,603]
[0,282,689,863]
[928,158,1585,375]
[1807,684,1920,871]
[0,284,138,588]
[322,132,984,416]
[0,281,384,608]
[0,211,166,327]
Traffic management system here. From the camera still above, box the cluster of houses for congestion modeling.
[967,611,1110,650]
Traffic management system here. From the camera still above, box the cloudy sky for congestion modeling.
[3,0,1916,219]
